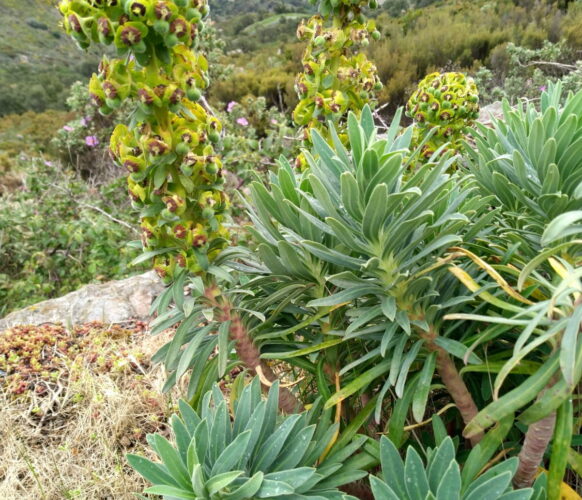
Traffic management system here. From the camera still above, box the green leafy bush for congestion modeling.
[148,106,493,449]
[142,91,581,494]
[466,81,582,254]
[0,160,142,316]
[219,96,298,188]
[128,378,370,499]
[370,436,546,500]
[52,81,129,179]
[445,82,582,491]
[474,41,582,105]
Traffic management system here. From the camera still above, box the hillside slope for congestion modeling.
[0,0,99,115]
[0,0,310,116]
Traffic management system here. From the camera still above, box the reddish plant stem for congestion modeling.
[229,315,303,413]
[412,322,483,445]
[425,337,483,446]
[513,410,556,488]
[514,370,562,488]
[514,302,580,487]
[204,285,302,412]
[417,322,482,445]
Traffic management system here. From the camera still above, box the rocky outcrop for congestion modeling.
[0,272,164,331]
[478,101,504,126]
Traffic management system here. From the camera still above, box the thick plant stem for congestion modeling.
[514,314,572,488]
[418,325,482,446]
[513,380,558,489]
[513,411,556,488]
[230,316,303,414]
[205,285,303,413]
[434,347,483,446]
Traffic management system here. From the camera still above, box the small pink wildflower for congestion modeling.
[85,135,100,147]
[63,125,74,132]
[236,117,249,126]
[227,101,237,112]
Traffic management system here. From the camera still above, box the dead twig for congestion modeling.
[523,60,577,72]
[79,203,138,234]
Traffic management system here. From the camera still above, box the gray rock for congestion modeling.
[0,271,164,332]
[478,101,504,126]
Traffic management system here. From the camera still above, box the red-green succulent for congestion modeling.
[0,322,148,397]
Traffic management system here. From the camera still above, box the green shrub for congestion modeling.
[475,41,582,105]
[0,160,142,316]
[52,2,582,497]
[149,106,492,448]
[370,435,546,500]
[143,99,582,495]
[128,378,371,499]
[466,81,582,253]
[51,81,129,179]
[445,83,582,491]
[210,47,302,113]
[219,96,298,187]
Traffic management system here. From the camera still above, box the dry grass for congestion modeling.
[0,325,176,500]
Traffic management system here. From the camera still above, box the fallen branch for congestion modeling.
[523,60,577,71]
[79,203,138,234]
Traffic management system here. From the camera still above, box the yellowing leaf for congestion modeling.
[451,247,532,305]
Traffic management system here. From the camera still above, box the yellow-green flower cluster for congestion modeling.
[406,72,480,161]
[59,0,229,282]
[293,0,382,168]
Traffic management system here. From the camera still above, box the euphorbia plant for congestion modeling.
[59,0,229,281]
[293,0,382,168]
[58,0,300,411]
[164,106,494,450]
[447,82,582,493]
[370,435,546,499]
[129,378,374,499]
[243,106,493,445]
[406,72,480,162]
